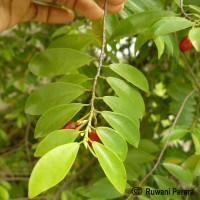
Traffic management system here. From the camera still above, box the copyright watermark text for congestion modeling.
[131,187,195,196]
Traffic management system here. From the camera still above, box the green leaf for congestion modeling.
[152,17,194,38]
[85,177,122,199]
[161,127,188,143]
[35,129,80,157]
[29,48,94,76]
[57,74,89,85]
[103,96,139,127]
[126,149,155,164]
[25,82,85,115]
[101,111,140,147]
[162,163,193,186]
[110,10,174,40]
[93,142,126,194]
[136,17,194,51]
[189,28,200,52]
[49,34,94,50]
[154,36,165,59]
[92,19,103,45]
[0,186,9,200]
[35,103,83,138]
[138,139,159,153]
[154,175,176,188]
[96,127,128,161]
[107,77,145,119]
[109,64,149,93]
[29,143,80,198]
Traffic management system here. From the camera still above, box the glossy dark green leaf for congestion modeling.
[29,143,80,198]
[103,96,139,127]
[189,28,200,52]
[101,111,140,147]
[57,74,89,85]
[107,77,145,119]
[29,48,94,76]
[110,10,174,40]
[93,142,126,194]
[109,64,149,92]
[163,163,193,186]
[25,82,85,115]
[35,103,83,138]
[49,34,94,49]
[96,127,128,161]
[35,129,80,157]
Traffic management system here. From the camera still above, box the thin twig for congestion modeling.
[139,90,195,186]
[127,90,195,200]
[180,0,195,21]
[84,0,108,143]
[180,52,200,91]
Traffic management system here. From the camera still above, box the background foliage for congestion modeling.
[0,0,200,199]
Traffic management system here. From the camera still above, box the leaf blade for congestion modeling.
[101,111,140,147]
[25,82,85,115]
[29,48,94,76]
[29,143,80,198]
[93,142,126,194]
[35,103,83,138]
[109,64,149,92]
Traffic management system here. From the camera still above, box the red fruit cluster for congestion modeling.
[62,121,76,129]
[179,36,193,52]
[88,129,99,145]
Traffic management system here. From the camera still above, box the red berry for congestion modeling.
[62,121,76,129]
[179,36,193,52]
[88,129,99,145]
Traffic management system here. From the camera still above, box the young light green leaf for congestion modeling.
[103,96,139,127]
[109,64,149,93]
[163,163,193,187]
[29,48,94,76]
[35,129,80,157]
[154,36,165,59]
[93,142,127,194]
[96,127,128,161]
[110,10,174,40]
[35,103,83,138]
[57,74,89,85]
[101,111,140,147]
[0,186,9,200]
[106,77,145,119]
[29,143,80,198]
[25,82,85,115]
[49,34,94,49]
[189,28,200,52]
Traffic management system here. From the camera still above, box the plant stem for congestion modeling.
[84,0,108,146]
